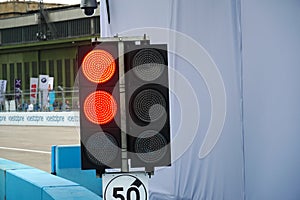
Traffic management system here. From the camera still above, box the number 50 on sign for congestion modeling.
[103,173,149,200]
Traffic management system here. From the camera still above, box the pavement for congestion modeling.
[0,126,80,172]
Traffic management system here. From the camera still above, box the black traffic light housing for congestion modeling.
[78,42,121,175]
[124,43,171,172]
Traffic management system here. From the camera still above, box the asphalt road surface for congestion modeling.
[0,126,79,172]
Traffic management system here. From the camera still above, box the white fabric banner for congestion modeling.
[39,75,49,90]
[39,75,49,108]
[0,111,79,127]
[0,80,7,103]
[48,77,54,90]
[30,78,38,104]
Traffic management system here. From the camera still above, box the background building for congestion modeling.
[0,1,63,19]
[0,1,100,96]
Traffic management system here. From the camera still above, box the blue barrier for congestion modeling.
[0,158,102,200]
[0,158,32,200]
[51,145,103,196]
[43,186,100,200]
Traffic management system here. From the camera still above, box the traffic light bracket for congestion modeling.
[91,35,150,44]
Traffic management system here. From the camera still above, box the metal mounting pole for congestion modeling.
[118,38,129,172]
[91,35,151,173]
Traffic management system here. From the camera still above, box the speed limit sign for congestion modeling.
[103,172,149,200]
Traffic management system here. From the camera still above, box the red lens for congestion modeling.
[84,91,117,125]
[82,50,116,83]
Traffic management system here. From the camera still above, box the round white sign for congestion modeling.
[103,173,148,200]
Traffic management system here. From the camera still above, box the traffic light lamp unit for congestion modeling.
[78,37,170,176]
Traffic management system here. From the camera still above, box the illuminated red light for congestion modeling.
[84,91,117,125]
[82,50,116,83]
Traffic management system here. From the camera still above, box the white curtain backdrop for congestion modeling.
[100,0,300,199]
[242,0,300,199]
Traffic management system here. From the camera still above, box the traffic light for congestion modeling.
[78,42,121,175]
[124,43,171,172]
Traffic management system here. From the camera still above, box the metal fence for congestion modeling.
[0,89,79,112]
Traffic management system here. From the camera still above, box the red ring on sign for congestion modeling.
[82,50,116,83]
